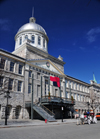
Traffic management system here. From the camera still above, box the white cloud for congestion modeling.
[0,18,11,31]
[87,27,100,43]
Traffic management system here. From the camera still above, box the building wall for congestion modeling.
[0,53,25,119]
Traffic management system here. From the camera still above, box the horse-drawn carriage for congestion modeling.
[83,113,97,124]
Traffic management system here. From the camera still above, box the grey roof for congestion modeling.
[17,22,47,35]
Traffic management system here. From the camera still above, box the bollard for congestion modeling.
[45,119,47,123]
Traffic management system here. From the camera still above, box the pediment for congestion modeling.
[27,59,64,75]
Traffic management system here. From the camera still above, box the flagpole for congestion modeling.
[41,76,42,103]
[48,76,50,95]
[59,77,61,99]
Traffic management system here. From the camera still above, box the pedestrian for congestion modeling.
[80,113,84,125]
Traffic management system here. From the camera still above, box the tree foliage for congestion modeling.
[89,88,100,112]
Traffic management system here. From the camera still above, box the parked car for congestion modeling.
[96,112,100,120]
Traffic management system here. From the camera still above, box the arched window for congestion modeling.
[43,39,45,48]
[25,35,28,40]
[19,37,22,45]
[38,36,41,45]
[31,35,35,43]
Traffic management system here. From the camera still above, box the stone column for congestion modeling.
[10,107,16,119]
[19,107,23,119]
[45,40,47,52]
[41,37,43,49]
[5,59,9,71]
[62,78,66,98]
[35,35,38,46]
[24,108,29,119]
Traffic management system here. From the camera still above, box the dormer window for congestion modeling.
[43,39,45,48]
[19,37,22,45]
[25,35,28,40]
[38,36,41,45]
[31,35,35,43]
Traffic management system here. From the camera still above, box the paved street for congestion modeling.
[0,121,100,139]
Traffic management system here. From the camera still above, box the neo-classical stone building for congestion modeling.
[0,16,100,120]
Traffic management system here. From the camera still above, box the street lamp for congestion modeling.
[87,102,90,113]
[61,99,64,122]
[4,90,11,125]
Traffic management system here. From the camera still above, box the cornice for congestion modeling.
[65,75,90,86]
[0,49,25,63]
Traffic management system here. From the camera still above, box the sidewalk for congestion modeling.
[0,119,77,128]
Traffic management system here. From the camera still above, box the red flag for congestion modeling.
[50,76,60,87]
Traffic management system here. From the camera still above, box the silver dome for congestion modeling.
[17,17,47,35]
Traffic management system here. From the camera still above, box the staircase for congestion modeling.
[33,104,56,122]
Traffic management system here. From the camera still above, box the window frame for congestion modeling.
[8,78,13,90]
[31,35,35,43]
[38,36,41,45]
[29,71,32,77]
[19,37,22,45]
[28,83,31,94]
[19,64,23,75]
[10,62,14,72]
[18,81,22,92]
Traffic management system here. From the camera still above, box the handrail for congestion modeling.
[42,95,75,101]
[41,95,75,104]
[40,103,55,117]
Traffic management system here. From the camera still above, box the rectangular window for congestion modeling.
[8,78,13,90]
[10,62,14,72]
[31,35,35,43]
[18,81,22,91]
[37,85,40,97]
[28,83,31,93]
[29,71,32,77]
[37,72,40,79]
[0,58,5,69]
[38,36,41,45]
[19,65,23,74]
[0,76,3,88]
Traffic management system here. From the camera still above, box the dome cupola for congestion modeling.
[15,16,49,53]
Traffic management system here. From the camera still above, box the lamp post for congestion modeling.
[87,102,90,113]
[61,99,64,122]
[4,90,11,125]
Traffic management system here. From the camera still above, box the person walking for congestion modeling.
[80,113,84,125]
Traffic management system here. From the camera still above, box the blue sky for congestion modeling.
[0,0,100,83]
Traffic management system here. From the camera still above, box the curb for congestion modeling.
[0,121,76,129]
